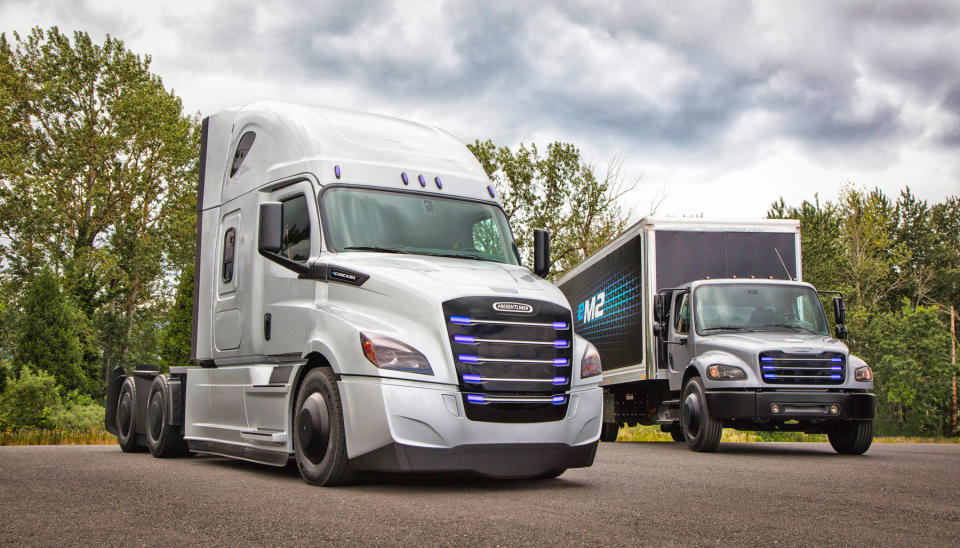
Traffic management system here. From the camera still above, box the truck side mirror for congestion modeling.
[832,296,846,325]
[835,324,848,340]
[533,229,550,278]
[259,202,282,255]
[654,293,665,323]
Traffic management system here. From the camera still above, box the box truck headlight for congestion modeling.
[359,332,433,375]
[706,364,747,380]
[855,365,873,381]
[581,342,602,379]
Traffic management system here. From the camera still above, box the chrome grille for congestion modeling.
[760,351,846,385]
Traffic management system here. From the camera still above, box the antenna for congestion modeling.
[774,248,791,280]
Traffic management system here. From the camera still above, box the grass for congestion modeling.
[617,424,960,443]
[0,426,115,446]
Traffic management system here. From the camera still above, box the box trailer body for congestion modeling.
[558,218,875,453]
[106,102,602,484]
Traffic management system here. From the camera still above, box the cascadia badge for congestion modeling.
[493,301,534,314]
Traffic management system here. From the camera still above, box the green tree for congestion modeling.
[13,268,88,394]
[159,264,194,371]
[768,194,844,292]
[468,140,634,278]
[0,27,199,384]
[0,365,62,428]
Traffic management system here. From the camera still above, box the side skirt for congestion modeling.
[188,439,291,467]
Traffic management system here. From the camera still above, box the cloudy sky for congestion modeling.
[3,0,959,217]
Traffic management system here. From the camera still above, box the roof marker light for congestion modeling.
[551,395,566,405]
[553,321,568,330]
[467,394,485,404]
[458,354,479,363]
[553,377,567,385]
[401,172,409,185]
[435,176,443,189]
[462,374,483,383]
[450,316,471,325]
[487,185,496,198]
[418,174,426,187]
[334,165,341,179]
[454,335,475,344]
[554,358,568,366]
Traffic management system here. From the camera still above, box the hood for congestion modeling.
[698,331,849,355]
[324,251,567,304]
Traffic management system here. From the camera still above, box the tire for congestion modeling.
[293,368,355,486]
[827,420,873,455]
[669,425,685,442]
[599,422,620,442]
[681,377,722,452]
[116,377,146,453]
[145,375,190,458]
[538,469,566,479]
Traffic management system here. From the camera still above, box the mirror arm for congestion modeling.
[258,247,314,277]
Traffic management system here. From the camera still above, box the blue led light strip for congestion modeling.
[461,374,568,384]
[458,355,568,366]
[449,316,570,329]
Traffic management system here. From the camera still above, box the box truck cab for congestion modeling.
[105,102,603,485]
[558,218,875,454]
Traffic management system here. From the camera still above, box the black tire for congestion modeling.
[538,469,566,479]
[116,377,146,453]
[669,425,685,442]
[145,376,190,458]
[681,377,722,452]
[600,422,620,442]
[827,420,873,455]
[293,368,355,486]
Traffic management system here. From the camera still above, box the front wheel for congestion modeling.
[600,422,620,442]
[293,368,355,486]
[681,377,722,452]
[827,420,873,455]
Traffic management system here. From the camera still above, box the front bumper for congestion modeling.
[339,376,602,476]
[705,390,876,421]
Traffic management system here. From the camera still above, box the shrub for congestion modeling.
[0,366,62,428]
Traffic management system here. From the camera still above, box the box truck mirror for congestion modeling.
[835,324,848,340]
[832,296,846,325]
[534,229,550,278]
[654,293,665,322]
[259,202,283,254]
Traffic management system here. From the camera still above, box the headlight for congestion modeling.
[855,365,873,381]
[359,332,433,375]
[706,364,747,380]
[581,341,602,379]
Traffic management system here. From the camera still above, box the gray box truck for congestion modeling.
[104,102,603,485]
[557,217,875,454]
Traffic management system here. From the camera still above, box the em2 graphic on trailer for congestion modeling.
[559,234,644,372]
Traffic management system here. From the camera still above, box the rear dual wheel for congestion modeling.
[116,378,145,453]
[145,376,190,458]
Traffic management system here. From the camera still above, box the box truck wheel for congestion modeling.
[669,425,684,442]
[681,377,722,452]
[116,377,145,453]
[293,368,355,486]
[145,376,190,458]
[538,469,566,479]
[600,423,620,442]
[827,420,873,455]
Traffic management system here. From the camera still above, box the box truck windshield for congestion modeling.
[322,187,519,264]
[694,283,829,336]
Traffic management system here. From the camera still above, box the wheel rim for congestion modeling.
[298,392,330,465]
[117,392,132,437]
[682,392,701,439]
[148,392,164,441]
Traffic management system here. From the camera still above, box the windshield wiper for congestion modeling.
[344,246,409,254]
[701,326,754,332]
[762,323,820,335]
[416,251,499,263]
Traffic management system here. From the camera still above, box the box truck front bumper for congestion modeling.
[705,390,876,421]
[339,377,602,477]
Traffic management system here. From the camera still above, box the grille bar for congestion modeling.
[760,350,846,385]
[450,316,569,329]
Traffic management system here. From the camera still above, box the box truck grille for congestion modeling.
[759,351,846,385]
[442,297,573,423]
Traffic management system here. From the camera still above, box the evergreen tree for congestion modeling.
[159,264,194,371]
[13,269,87,393]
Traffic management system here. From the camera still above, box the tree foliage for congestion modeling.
[0,27,199,384]
[159,264,194,371]
[468,139,634,279]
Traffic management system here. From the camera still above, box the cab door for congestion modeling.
[667,290,695,391]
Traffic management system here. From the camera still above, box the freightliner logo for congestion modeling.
[493,302,534,314]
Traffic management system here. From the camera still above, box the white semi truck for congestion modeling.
[104,102,603,485]
[557,218,875,454]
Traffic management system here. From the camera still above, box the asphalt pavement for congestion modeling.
[1,441,958,546]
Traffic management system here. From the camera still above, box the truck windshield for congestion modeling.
[322,187,519,265]
[694,284,829,336]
